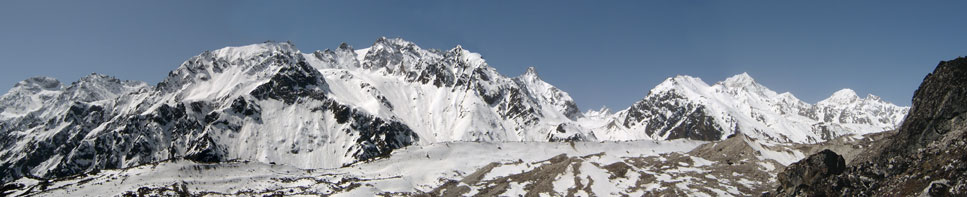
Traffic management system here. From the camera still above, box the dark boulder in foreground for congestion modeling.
[772,149,845,196]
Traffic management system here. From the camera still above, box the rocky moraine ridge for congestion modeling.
[0,38,911,195]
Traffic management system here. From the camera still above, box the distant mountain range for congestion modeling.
[0,38,907,183]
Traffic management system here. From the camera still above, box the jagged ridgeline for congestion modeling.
[0,38,907,183]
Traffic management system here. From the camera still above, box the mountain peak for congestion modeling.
[373,37,416,49]
[661,75,706,86]
[64,73,148,102]
[210,41,299,61]
[865,93,882,101]
[777,92,800,101]
[78,73,116,82]
[820,88,860,104]
[337,42,353,50]
[72,73,120,88]
[74,73,147,89]
[521,67,540,80]
[583,106,612,119]
[447,45,469,56]
[13,76,62,90]
[365,37,424,61]
[831,88,858,98]
[721,72,758,87]
[650,75,708,95]
[669,75,702,82]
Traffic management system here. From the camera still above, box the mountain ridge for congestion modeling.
[0,38,908,183]
[590,71,908,143]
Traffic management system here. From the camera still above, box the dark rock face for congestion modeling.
[893,57,967,153]
[772,149,846,196]
[318,99,419,161]
[623,90,725,141]
[771,56,967,196]
[250,60,330,103]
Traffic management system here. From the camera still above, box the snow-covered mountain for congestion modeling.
[0,38,906,184]
[304,38,589,143]
[0,38,590,183]
[590,73,909,143]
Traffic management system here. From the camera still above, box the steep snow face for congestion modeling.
[596,73,909,143]
[303,37,591,142]
[516,67,582,120]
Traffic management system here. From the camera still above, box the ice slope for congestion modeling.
[594,73,908,143]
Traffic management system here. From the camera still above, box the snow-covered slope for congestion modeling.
[3,140,708,196]
[592,73,908,143]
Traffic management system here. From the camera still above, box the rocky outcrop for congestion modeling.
[772,150,846,196]
[771,56,967,196]
[620,90,725,141]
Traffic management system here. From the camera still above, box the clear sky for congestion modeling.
[2,1,965,110]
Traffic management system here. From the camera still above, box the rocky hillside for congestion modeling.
[771,56,967,196]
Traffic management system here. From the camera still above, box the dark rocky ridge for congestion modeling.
[771,56,967,196]
[622,89,726,141]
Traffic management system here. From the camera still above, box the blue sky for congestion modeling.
[1,1,965,110]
